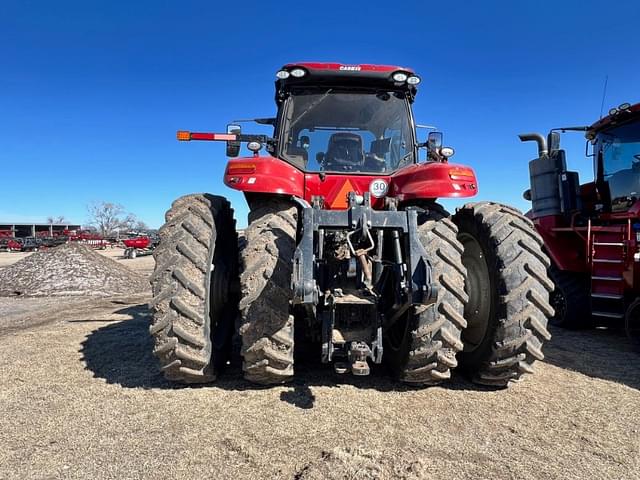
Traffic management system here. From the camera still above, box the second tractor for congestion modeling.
[521,101,640,340]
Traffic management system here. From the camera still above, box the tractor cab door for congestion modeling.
[595,122,640,213]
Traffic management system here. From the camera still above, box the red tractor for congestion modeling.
[520,102,640,339]
[150,63,553,387]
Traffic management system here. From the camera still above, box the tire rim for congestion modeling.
[549,287,566,323]
[459,233,491,352]
[209,223,239,352]
[386,314,409,352]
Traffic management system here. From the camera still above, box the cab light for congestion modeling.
[407,75,421,85]
[440,147,455,158]
[290,68,306,78]
[276,70,290,79]
[247,141,262,152]
[392,72,408,82]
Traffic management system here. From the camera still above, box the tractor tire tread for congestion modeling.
[396,212,467,385]
[149,193,236,384]
[239,201,297,385]
[454,201,553,387]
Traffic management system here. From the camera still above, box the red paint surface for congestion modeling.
[391,162,478,201]
[283,62,413,73]
[224,156,478,208]
[223,156,305,198]
[123,237,151,249]
[589,102,640,133]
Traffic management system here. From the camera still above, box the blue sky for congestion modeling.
[1,0,639,228]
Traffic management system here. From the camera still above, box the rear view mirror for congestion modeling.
[226,124,241,157]
[427,131,443,150]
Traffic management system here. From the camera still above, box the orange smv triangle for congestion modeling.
[329,179,356,209]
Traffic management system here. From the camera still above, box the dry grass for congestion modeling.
[1,294,639,480]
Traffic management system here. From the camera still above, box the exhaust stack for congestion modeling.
[518,133,548,157]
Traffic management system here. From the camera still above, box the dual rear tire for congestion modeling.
[454,202,554,386]
[150,195,554,388]
[149,194,238,383]
[385,202,554,387]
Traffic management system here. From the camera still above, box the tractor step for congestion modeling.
[592,242,625,247]
[592,258,624,264]
[591,275,624,281]
[591,293,624,300]
[591,311,625,319]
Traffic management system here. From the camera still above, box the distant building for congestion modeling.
[0,222,82,238]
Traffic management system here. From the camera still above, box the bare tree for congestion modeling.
[46,215,69,224]
[87,202,148,237]
[119,213,138,231]
[134,220,149,232]
[87,202,127,236]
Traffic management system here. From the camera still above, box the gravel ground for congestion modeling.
[0,244,149,297]
[1,294,639,479]
[0,249,155,276]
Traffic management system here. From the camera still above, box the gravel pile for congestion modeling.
[0,242,149,297]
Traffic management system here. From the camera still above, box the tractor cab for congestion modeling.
[279,90,414,173]
[225,63,454,173]
[590,106,640,213]
[521,102,640,219]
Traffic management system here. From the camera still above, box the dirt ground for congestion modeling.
[1,253,639,479]
[0,251,32,268]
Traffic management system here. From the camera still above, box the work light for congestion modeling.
[290,68,306,78]
[392,72,408,82]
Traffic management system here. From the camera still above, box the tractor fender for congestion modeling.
[390,162,478,201]
[223,155,305,197]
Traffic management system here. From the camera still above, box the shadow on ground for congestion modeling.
[543,324,640,390]
[80,303,640,408]
[80,303,493,402]
[80,304,176,389]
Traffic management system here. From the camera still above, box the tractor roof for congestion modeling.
[283,62,415,74]
[588,101,640,136]
[275,62,421,102]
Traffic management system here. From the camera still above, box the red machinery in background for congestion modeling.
[64,229,110,249]
[122,236,158,259]
[521,102,640,339]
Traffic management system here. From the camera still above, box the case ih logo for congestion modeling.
[339,65,361,71]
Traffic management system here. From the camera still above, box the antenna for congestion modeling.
[599,75,609,119]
